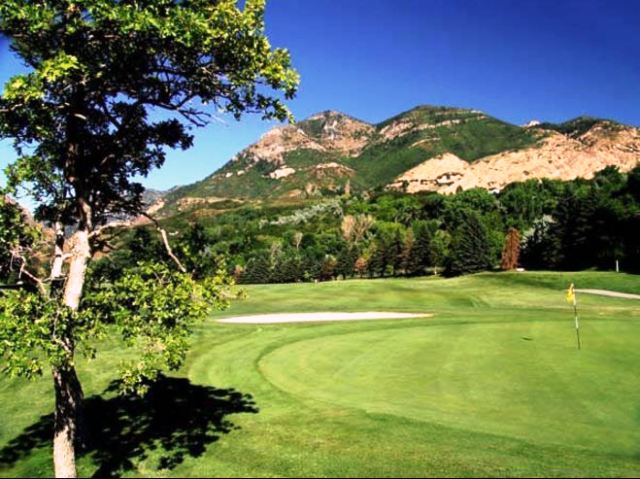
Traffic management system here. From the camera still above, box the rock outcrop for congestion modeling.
[389,121,640,194]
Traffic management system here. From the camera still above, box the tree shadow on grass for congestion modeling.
[0,375,259,478]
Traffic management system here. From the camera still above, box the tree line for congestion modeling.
[104,165,640,284]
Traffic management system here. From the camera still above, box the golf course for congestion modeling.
[1,271,639,477]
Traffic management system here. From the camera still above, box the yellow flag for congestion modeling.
[566,283,576,305]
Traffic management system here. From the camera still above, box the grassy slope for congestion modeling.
[1,272,639,477]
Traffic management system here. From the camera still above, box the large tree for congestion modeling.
[0,0,298,476]
[446,210,493,276]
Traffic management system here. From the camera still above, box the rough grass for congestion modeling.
[1,272,639,477]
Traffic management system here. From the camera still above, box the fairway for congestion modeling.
[1,272,639,477]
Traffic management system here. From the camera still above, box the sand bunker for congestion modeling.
[576,289,640,300]
[218,311,431,324]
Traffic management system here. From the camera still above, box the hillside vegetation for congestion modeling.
[157,105,640,213]
[103,165,640,288]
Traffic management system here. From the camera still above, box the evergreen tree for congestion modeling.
[301,253,321,282]
[430,230,451,276]
[276,254,303,283]
[336,245,358,279]
[400,228,416,276]
[242,255,272,284]
[368,242,386,277]
[388,229,405,276]
[408,220,433,276]
[548,189,596,270]
[520,217,556,270]
[446,211,493,276]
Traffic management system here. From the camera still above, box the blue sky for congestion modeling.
[1,0,639,194]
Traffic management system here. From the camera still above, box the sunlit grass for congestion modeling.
[1,272,639,477]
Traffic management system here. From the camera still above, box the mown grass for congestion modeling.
[1,272,639,477]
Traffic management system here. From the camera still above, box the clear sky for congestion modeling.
[1,0,639,194]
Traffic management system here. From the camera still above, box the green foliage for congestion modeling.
[446,211,494,276]
[83,262,233,394]
[0,1,297,473]
[0,0,299,223]
[0,290,72,378]
[537,116,618,138]
[0,261,235,393]
[0,198,38,281]
[430,230,451,272]
[521,166,640,273]
[0,0,297,382]
[119,166,640,286]
[407,220,434,276]
[498,179,563,231]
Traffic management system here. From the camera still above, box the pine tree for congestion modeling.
[408,220,433,276]
[390,229,405,276]
[446,211,493,276]
[400,229,416,276]
[368,242,386,277]
[336,246,358,279]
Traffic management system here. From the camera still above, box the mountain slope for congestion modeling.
[162,111,372,209]
[389,118,640,193]
[345,105,540,189]
[160,106,640,213]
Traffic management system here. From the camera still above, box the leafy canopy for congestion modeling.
[0,261,234,393]
[0,0,299,224]
[0,0,297,389]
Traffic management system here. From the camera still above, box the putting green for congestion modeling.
[2,272,639,477]
[259,319,640,455]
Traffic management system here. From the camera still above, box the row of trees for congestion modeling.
[127,165,640,285]
[521,166,640,272]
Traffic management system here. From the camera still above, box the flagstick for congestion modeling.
[573,297,581,351]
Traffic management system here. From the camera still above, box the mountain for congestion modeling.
[159,106,640,214]
[389,116,640,194]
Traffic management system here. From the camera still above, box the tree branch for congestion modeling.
[89,220,133,239]
[11,249,47,295]
[140,213,187,273]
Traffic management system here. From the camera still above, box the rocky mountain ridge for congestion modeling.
[157,107,640,214]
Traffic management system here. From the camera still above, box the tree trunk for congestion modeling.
[52,227,91,478]
[51,86,93,477]
[63,229,91,310]
[50,222,66,281]
[53,365,84,478]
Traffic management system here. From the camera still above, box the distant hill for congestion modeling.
[157,106,640,215]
